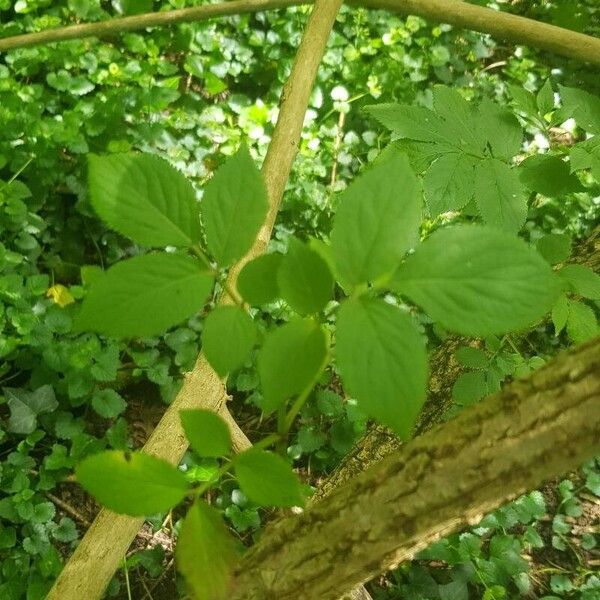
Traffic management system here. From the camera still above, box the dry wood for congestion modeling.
[231,337,600,599]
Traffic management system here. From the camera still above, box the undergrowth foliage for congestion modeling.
[67,83,600,598]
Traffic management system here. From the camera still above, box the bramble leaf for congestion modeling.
[75,254,213,338]
[391,226,562,336]
[88,153,201,247]
[201,146,268,267]
[559,264,600,300]
[335,298,427,439]
[76,451,189,515]
[424,153,476,216]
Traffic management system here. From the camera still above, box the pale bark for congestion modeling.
[1,0,600,66]
[231,337,600,600]
[45,1,343,598]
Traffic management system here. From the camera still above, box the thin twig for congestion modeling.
[45,492,92,528]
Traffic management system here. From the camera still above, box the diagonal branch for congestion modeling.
[231,337,600,600]
[1,0,600,66]
[45,1,343,599]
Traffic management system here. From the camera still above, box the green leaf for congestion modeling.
[537,80,555,116]
[180,410,231,457]
[508,85,538,118]
[558,85,600,134]
[452,372,488,406]
[75,253,213,338]
[88,153,201,247]
[176,501,239,600]
[277,238,334,314]
[236,253,282,305]
[536,234,571,265]
[424,153,476,216]
[391,226,561,336]
[455,346,488,369]
[552,295,570,335]
[475,99,523,159]
[559,264,600,300]
[201,146,268,267]
[75,451,190,516]
[6,392,36,434]
[475,158,527,234]
[519,155,581,197]
[258,319,328,413]
[234,449,304,507]
[91,389,126,419]
[202,307,256,376]
[335,298,427,439]
[330,150,421,286]
[365,104,451,144]
[566,301,598,343]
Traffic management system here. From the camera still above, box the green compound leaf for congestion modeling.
[519,155,582,197]
[75,253,214,338]
[75,451,189,516]
[536,233,572,265]
[558,85,600,134]
[88,153,201,247]
[202,306,256,376]
[258,319,328,413]
[180,409,231,458]
[424,153,476,217]
[475,158,527,234]
[236,253,282,305]
[277,238,334,315]
[391,226,562,336]
[566,301,598,343]
[234,449,304,507]
[330,150,421,287]
[335,298,427,439]
[201,145,268,267]
[474,99,523,160]
[176,501,240,600]
[559,264,600,300]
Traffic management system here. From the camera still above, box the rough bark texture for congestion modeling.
[2,0,600,66]
[46,2,343,598]
[231,338,600,600]
[315,227,600,501]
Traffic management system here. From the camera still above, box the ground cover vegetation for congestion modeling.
[0,1,599,599]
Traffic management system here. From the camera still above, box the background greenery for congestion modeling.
[0,1,598,598]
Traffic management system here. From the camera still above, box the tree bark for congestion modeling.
[1,0,600,66]
[45,2,343,598]
[231,337,600,600]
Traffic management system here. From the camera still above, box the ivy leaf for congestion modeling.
[75,254,214,338]
[75,451,189,516]
[202,307,256,376]
[391,226,562,336]
[176,501,240,600]
[91,389,127,419]
[201,145,268,267]
[330,150,421,287]
[475,159,527,234]
[559,264,600,300]
[88,153,201,247]
[475,99,523,159]
[277,238,334,314]
[234,449,304,507]
[236,253,282,305]
[536,234,571,265]
[258,319,328,413]
[519,155,581,197]
[424,153,476,217]
[335,298,427,439]
[180,410,231,458]
[566,301,598,343]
